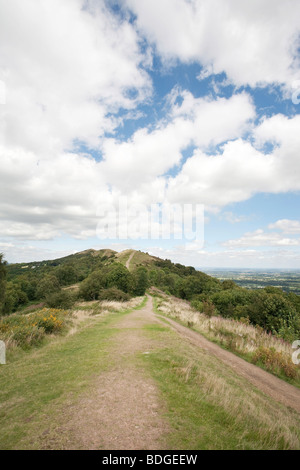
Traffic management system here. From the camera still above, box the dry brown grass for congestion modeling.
[190,362,300,449]
[73,297,143,322]
[154,293,299,381]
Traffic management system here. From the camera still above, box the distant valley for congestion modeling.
[203,268,300,295]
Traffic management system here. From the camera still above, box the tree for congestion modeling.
[97,288,130,302]
[106,263,133,293]
[46,290,75,309]
[3,282,29,314]
[133,267,149,296]
[79,270,106,300]
[246,291,296,333]
[222,280,237,290]
[211,288,251,318]
[0,253,7,313]
[35,274,61,300]
[148,269,158,286]
[17,277,37,301]
[55,264,78,286]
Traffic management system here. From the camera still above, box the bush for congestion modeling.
[45,291,75,309]
[203,300,216,318]
[191,299,203,312]
[246,291,296,333]
[106,263,133,293]
[276,313,300,343]
[10,324,45,348]
[252,346,298,379]
[97,288,130,302]
[78,270,106,300]
[2,282,29,314]
[36,275,61,300]
[34,312,64,333]
[132,267,149,296]
[211,288,250,318]
[0,308,70,349]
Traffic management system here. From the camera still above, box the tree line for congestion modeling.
[1,252,299,343]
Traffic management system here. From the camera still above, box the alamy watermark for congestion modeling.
[96,200,204,245]
[0,341,5,365]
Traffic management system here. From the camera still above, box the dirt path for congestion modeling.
[157,313,300,413]
[125,251,135,270]
[49,298,169,450]
[38,296,299,450]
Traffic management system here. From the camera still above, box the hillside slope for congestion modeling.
[2,248,300,387]
[115,249,160,271]
[1,295,299,450]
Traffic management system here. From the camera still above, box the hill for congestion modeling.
[6,248,117,277]
[0,294,299,450]
[1,249,300,449]
[1,248,300,376]
[115,249,160,271]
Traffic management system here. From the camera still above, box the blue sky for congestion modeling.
[0,0,300,268]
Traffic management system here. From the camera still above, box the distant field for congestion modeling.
[202,269,300,295]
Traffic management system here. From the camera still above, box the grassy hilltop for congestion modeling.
[0,248,300,449]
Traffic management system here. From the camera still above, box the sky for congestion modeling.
[0,0,300,268]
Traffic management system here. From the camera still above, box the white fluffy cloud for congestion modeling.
[0,0,299,266]
[222,219,300,250]
[167,113,300,208]
[0,144,110,239]
[0,242,73,264]
[148,245,300,269]
[1,90,300,241]
[223,229,300,248]
[100,91,255,191]
[0,0,151,154]
[0,90,254,239]
[269,219,300,234]
[0,0,152,241]
[126,0,300,87]
[167,139,273,207]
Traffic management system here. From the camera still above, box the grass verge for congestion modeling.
[0,296,145,449]
[141,322,300,450]
[152,294,300,387]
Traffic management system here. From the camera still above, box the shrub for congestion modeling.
[132,267,149,296]
[36,275,60,300]
[34,313,64,333]
[239,316,251,325]
[246,291,297,334]
[276,313,300,343]
[2,282,29,314]
[97,288,130,302]
[190,299,203,312]
[45,290,75,309]
[78,270,106,300]
[252,346,298,379]
[55,264,78,286]
[10,324,45,348]
[211,288,250,318]
[202,300,216,318]
[0,308,70,350]
[106,263,133,293]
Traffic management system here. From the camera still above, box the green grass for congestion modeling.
[153,295,300,388]
[0,298,145,450]
[1,295,299,450]
[116,250,132,266]
[117,249,155,271]
[141,322,300,450]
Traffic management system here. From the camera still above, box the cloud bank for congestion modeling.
[0,0,299,266]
